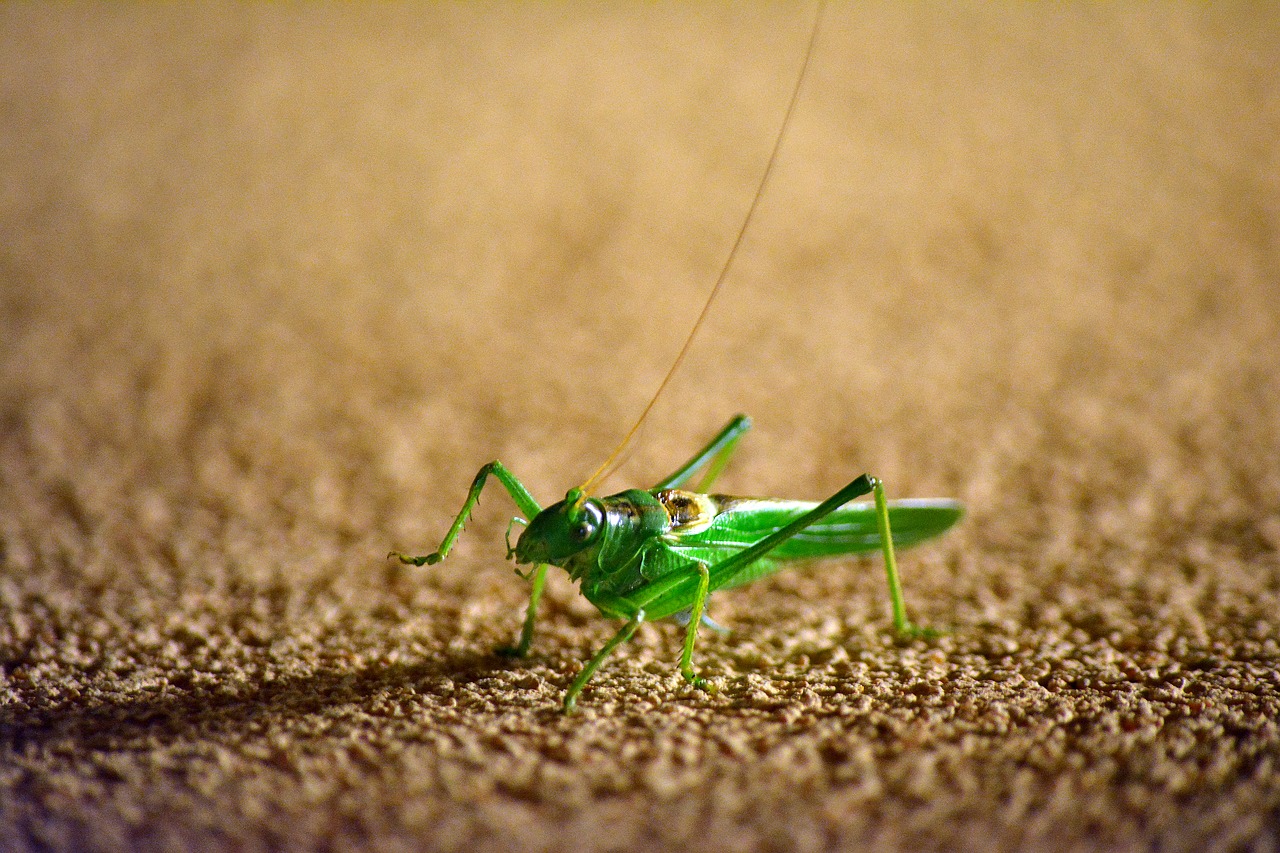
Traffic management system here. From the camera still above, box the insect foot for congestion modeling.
[683,672,719,695]
[387,551,439,567]
[895,622,945,643]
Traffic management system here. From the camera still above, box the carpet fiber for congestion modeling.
[2,5,1278,851]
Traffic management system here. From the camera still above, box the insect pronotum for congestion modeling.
[390,1,963,712]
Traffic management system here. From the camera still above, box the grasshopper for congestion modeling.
[390,415,961,711]
[390,1,962,711]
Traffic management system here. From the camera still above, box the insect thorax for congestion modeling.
[653,489,719,535]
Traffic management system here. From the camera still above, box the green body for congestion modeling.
[518,488,960,622]
[390,415,962,711]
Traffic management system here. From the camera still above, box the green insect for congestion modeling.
[390,414,962,712]
[390,1,962,712]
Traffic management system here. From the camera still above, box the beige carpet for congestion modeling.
[2,5,1278,851]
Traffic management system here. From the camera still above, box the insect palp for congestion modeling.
[504,516,528,560]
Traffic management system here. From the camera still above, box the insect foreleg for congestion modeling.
[391,463,553,656]
[678,562,715,693]
[389,460,541,566]
[563,609,646,714]
[498,561,548,659]
[652,414,752,491]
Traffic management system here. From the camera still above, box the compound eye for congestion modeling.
[570,503,602,543]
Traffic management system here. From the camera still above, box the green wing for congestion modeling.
[671,497,963,591]
[595,496,961,621]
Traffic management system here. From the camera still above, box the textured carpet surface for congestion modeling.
[2,5,1279,852]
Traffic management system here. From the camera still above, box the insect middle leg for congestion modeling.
[678,562,714,692]
[564,609,646,713]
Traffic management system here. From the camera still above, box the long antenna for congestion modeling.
[579,0,827,494]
